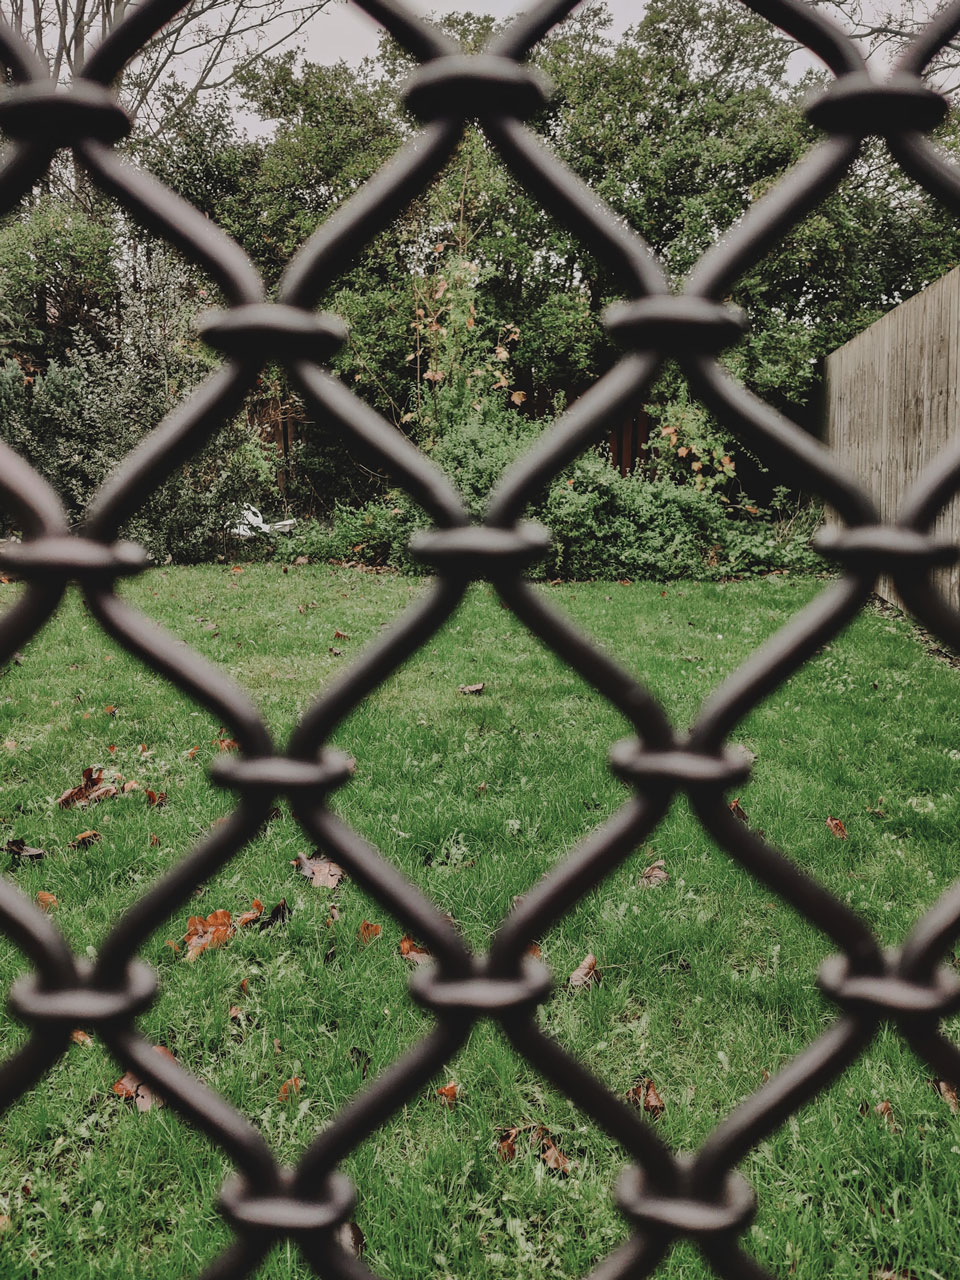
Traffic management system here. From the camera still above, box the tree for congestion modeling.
[0,0,333,135]
[813,0,960,93]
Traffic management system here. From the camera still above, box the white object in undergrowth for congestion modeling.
[230,505,297,537]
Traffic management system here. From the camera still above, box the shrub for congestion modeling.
[285,411,822,580]
[0,247,280,562]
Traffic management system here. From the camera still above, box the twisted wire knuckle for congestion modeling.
[8,960,157,1027]
[0,79,130,144]
[403,54,552,121]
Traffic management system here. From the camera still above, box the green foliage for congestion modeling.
[0,248,278,561]
[0,198,117,364]
[289,404,822,581]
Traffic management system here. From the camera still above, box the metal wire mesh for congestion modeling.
[2,0,960,1276]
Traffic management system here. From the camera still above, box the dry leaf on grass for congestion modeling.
[35,891,57,912]
[639,859,669,888]
[70,1029,91,1046]
[400,935,431,963]
[458,682,484,695]
[569,954,600,988]
[333,629,350,640]
[236,899,263,928]
[258,899,290,931]
[145,789,167,807]
[70,830,101,849]
[498,1128,519,1161]
[437,1081,461,1108]
[874,1099,897,1132]
[358,920,382,945]
[214,730,238,752]
[184,909,234,960]
[278,1076,301,1102]
[626,1078,665,1118]
[533,1126,570,1175]
[112,1044,176,1112]
[293,852,345,889]
[931,1079,959,1114]
[826,815,848,839]
[728,798,749,823]
[6,839,45,861]
[58,767,110,809]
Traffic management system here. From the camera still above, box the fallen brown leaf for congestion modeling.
[333,628,350,640]
[278,1076,301,1102]
[400,935,431,963]
[85,783,118,803]
[145,789,167,807]
[932,1078,959,1114]
[112,1044,176,1112]
[358,920,382,945]
[70,1029,92,1045]
[236,898,264,928]
[294,555,309,565]
[228,1005,242,1021]
[293,852,345,889]
[534,1126,570,1175]
[258,899,290,931]
[498,1128,518,1161]
[728,798,749,823]
[639,859,669,888]
[214,729,238,752]
[69,830,100,849]
[626,1078,665,1118]
[36,891,57,912]
[57,766,107,809]
[6,839,45,861]
[184,909,234,960]
[149,834,161,847]
[875,1099,897,1132]
[437,1081,460,1108]
[569,953,600,988]
[121,780,139,794]
[458,682,484,695]
[826,815,848,839]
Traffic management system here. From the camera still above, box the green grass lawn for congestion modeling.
[1,565,959,1280]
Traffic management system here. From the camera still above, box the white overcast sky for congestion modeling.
[300,0,830,77]
[303,0,634,65]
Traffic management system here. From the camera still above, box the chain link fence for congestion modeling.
[2,0,960,1276]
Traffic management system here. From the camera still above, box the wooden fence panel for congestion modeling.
[826,265,960,609]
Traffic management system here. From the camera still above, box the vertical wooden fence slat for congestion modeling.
[826,265,960,610]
